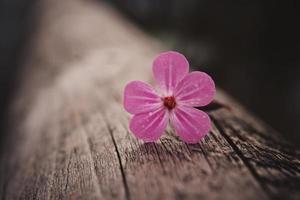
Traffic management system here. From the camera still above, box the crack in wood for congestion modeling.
[196,143,214,171]
[153,143,166,173]
[211,116,271,197]
[107,124,131,200]
[64,154,72,193]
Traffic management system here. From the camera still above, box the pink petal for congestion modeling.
[175,71,215,107]
[124,81,162,114]
[152,51,189,95]
[130,107,168,142]
[170,106,211,144]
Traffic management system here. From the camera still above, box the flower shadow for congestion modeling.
[125,135,202,167]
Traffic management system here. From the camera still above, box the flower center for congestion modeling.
[163,96,176,110]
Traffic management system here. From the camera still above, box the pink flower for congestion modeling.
[124,51,216,144]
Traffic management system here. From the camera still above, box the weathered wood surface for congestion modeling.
[1,0,299,199]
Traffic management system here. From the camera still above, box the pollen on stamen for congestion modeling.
[163,96,176,110]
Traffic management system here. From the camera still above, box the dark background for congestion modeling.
[0,0,299,146]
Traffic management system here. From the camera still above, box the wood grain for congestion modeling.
[0,0,299,199]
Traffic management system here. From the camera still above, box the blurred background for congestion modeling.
[0,0,299,146]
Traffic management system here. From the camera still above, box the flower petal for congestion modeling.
[170,106,211,144]
[175,71,215,107]
[152,51,189,95]
[130,107,168,142]
[124,81,162,114]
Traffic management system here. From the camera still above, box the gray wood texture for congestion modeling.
[0,0,299,199]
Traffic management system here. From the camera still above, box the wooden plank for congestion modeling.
[0,0,299,200]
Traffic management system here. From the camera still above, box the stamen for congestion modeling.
[163,96,176,110]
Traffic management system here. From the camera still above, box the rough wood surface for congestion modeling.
[1,0,299,199]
